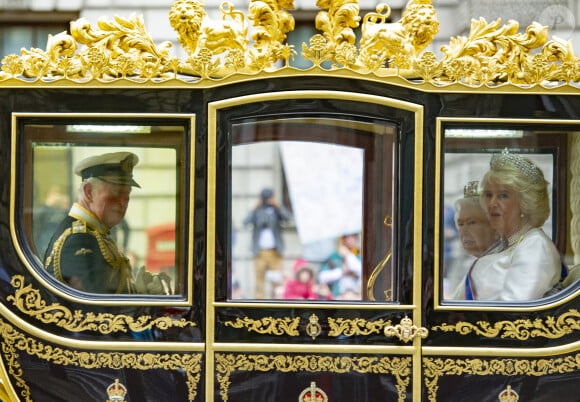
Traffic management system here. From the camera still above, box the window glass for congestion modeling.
[229,118,395,302]
[441,126,575,302]
[21,122,186,297]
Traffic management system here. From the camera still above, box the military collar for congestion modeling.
[68,203,109,234]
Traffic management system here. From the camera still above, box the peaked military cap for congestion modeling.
[74,151,141,188]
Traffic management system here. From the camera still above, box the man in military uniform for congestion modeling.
[44,151,165,294]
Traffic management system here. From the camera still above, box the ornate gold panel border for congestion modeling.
[423,353,580,402]
[222,316,392,338]
[0,318,202,401]
[7,276,196,334]
[215,353,411,402]
[431,309,580,340]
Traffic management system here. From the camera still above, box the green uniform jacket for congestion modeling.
[44,203,134,294]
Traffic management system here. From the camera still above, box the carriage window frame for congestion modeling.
[228,118,394,302]
[10,113,195,306]
[208,91,425,309]
[435,117,580,311]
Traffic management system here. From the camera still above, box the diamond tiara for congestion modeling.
[489,148,544,184]
[463,180,480,197]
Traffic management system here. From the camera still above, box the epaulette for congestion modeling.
[72,220,87,233]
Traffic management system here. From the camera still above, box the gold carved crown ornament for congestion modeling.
[498,385,519,402]
[299,381,329,402]
[0,0,579,86]
[106,379,128,402]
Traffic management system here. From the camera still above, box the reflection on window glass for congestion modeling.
[27,124,182,296]
[229,117,395,302]
[442,128,576,303]
[232,141,363,300]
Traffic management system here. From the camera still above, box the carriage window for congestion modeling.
[441,126,578,303]
[21,121,186,297]
[230,118,395,302]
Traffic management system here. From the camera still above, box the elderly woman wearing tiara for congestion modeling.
[465,149,561,301]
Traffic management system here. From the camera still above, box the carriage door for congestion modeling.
[423,116,580,401]
[206,90,425,401]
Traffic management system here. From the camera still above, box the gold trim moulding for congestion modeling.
[422,338,580,358]
[214,301,415,310]
[1,70,580,95]
[211,342,415,355]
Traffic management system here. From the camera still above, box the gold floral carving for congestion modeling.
[0,318,202,401]
[423,354,580,402]
[327,317,392,337]
[224,316,300,336]
[431,310,580,340]
[7,275,195,334]
[0,0,578,86]
[215,353,411,402]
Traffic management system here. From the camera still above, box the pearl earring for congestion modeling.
[520,213,524,218]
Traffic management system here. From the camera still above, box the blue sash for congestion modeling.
[465,274,474,300]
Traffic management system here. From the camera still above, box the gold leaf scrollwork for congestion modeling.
[20,14,172,81]
[312,0,360,69]
[0,318,202,401]
[431,310,580,340]
[7,275,195,334]
[224,316,300,336]
[423,354,580,402]
[327,317,391,337]
[0,0,578,86]
[384,316,428,343]
[215,353,411,402]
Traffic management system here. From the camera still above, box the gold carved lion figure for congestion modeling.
[169,0,248,56]
[358,0,439,68]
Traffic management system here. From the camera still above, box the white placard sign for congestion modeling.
[280,141,363,244]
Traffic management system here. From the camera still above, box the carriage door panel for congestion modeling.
[207,91,426,401]
[424,117,580,401]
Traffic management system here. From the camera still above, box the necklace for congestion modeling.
[505,223,532,248]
